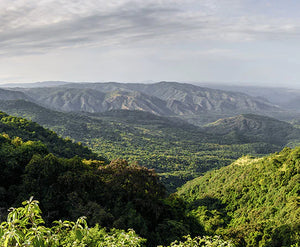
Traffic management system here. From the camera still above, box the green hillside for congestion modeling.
[0,100,281,191]
[178,147,300,246]
[0,110,103,160]
[0,112,205,246]
[204,114,300,146]
[0,99,299,246]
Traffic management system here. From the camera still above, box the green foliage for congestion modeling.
[0,197,145,246]
[178,147,300,246]
[0,125,203,246]
[0,110,105,161]
[1,104,298,246]
[1,199,232,247]
[160,235,234,247]
[204,114,300,147]
[0,102,282,192]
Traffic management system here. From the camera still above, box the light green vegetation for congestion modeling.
[178,147,300,246]
[0,197,145,247]
[0,107,299,246]
[0,118,203,246]
[0,100,285,191]
[0,198,234,247]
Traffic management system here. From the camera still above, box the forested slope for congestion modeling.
[0,110,102,160]
[0,100,283,191]
[0,98,299,246]
[178,147,300,246]
[0,112,204,246]
[204,114,300,146]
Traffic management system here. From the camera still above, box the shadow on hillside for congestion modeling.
[188,196,232,232]
[270,224,300,247]
[191,196,227,210]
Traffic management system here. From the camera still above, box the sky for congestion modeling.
[1,0,300,88]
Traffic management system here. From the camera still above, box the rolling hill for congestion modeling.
[177,147,300,246]
[0,109,102,160]
[204,114,300,146]
[17,87,171,114]
[0,88,32,101]
[0,111,204,246]
[59,81,281,115]
[0,99,291,191]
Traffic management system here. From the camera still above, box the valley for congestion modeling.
[0,81,299,246]
[0,98,295,191]
[2,0,300,245]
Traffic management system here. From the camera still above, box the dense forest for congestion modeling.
[0,198,234,246]
[0,100,292,191]
[0,114,207,246]
[178,148,300,246]
[0,110,299,246]
[0,80,299,246]
[0,110,103,161]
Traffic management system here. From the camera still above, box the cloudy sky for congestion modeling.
[1,0,300,87]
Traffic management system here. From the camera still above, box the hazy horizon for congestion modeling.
[1,80,300,90]
[1,1,300,89]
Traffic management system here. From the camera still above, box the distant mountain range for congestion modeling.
[0,81,70,88]
[0,88,30,101]
[0,81,285,125]
[198,83,300,112]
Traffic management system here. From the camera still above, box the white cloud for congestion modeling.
[0,0,299,59]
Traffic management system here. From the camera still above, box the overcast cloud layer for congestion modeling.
[1,0,300,87]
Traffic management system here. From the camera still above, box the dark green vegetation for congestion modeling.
[0,100,290,191]
[1,198,234,247]
[0,198,145,246]
[178,147,300,246]
[1,111,299,246]
[1,81,299,246]
[204,114,300,147]
[0,114,205,246]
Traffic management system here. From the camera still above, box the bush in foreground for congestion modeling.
[0,197,145,246]
[160,235,234,247]
[0,197,233,247]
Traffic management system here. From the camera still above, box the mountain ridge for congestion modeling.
[197,83,300,112]
[204,113,300,146]
[0,81,283,125]
[59,81,280,114]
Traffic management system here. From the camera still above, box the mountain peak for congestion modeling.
[0,82,283,125]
